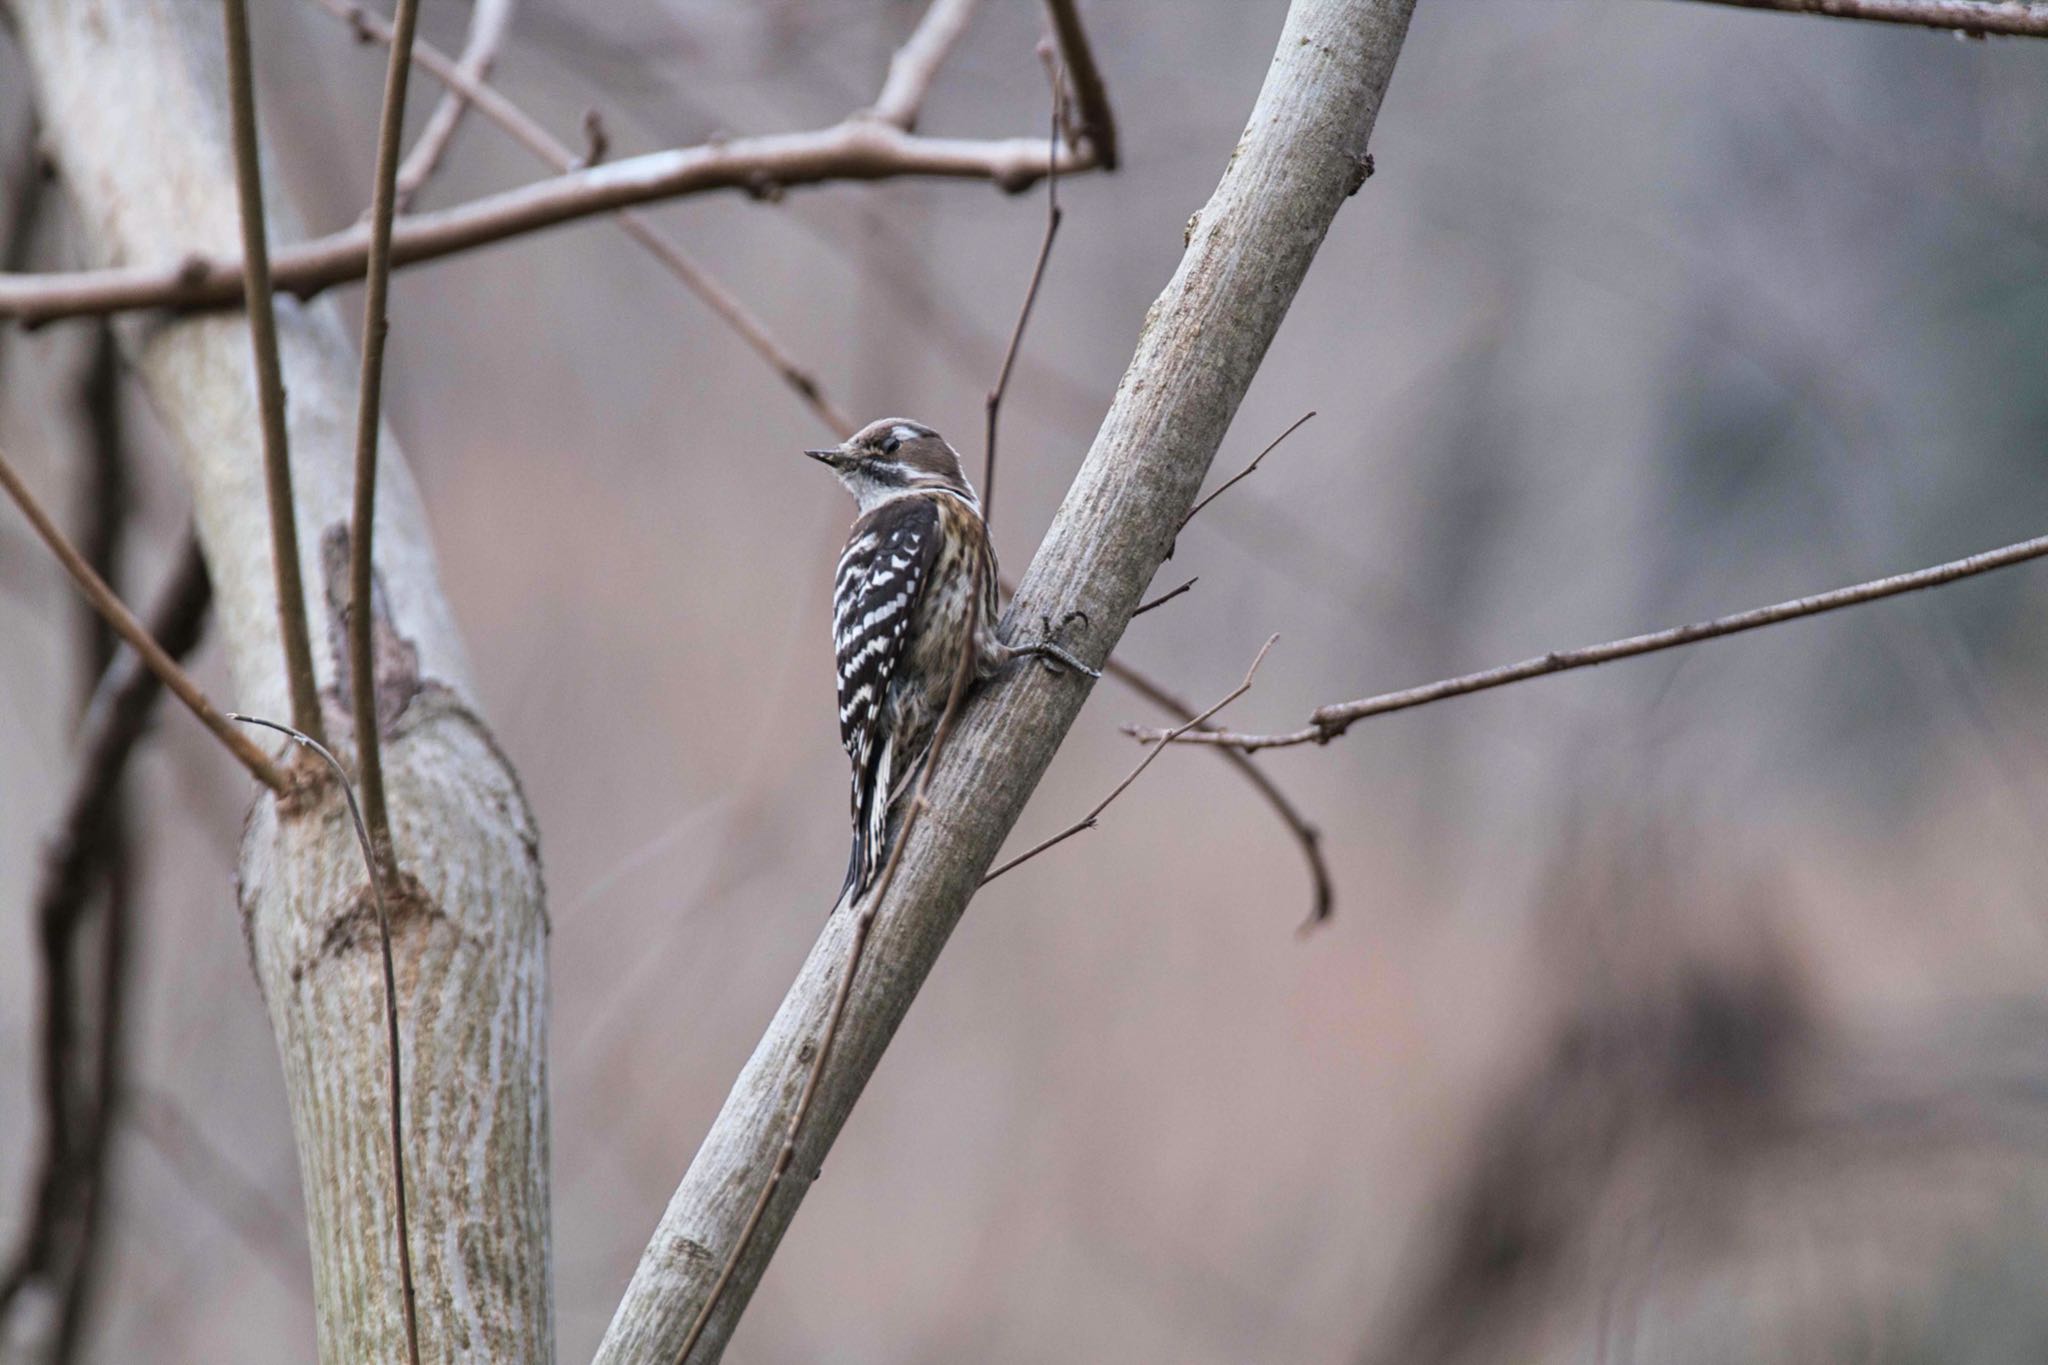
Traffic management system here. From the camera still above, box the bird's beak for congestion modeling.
[805,446,848,469]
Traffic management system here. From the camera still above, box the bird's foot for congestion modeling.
[1012,611,1101,679]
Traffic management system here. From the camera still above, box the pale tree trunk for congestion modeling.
[7,4,552,1362]
[597,1,1418,1359]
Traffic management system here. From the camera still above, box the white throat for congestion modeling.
[841,469,980,518]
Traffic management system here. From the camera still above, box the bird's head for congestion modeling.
[806,418,974,513]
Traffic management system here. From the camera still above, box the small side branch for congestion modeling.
[390,0,516,210]
[1176,410,1316,540]
[1001,566,1334,922]
[1104,655,1332,926]
[347,0,421,897]
[0,447,285,790]
[1130,530,2048,751]
[1681,0,2048,36]
[222,0,326,747]
[1130,576,1197,618]
[1042,0,1119,168]
[870,0,981,130]
[985,635,1276,882]
[983,96,1064,522]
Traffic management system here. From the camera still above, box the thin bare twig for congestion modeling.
[1130,530,2048,752]
[348,0,419,904]
[1041,0,1119,168]
[222,0,325,748]
[984,91,1064,522]
[0,447,285,790]
[230,714,418,1365]
[340,0,423,1356]
[1177,410,1317,537]
[1681,0,2048,37]
[985,635,1276,882]
[1103,654,1332,925]
[390,0,516,211]
[0,118,1096,327]
[1130,576,1197,618]
[870,0,981,130]
[311,0,856,434]
[578,109,609,169]
[672,561,989,1365]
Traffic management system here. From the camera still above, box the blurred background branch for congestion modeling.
[0,343,202,1365]
[1683,0,2048,38]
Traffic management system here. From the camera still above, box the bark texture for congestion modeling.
[595,1,1418,1359]
[8,3,552,1361]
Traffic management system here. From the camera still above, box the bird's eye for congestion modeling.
[881,435,901,455]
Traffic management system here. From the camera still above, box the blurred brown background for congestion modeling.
[7,1,2048,1360]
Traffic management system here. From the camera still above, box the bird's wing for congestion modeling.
[833,495,943,892]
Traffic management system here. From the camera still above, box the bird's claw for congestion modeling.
[1020,610,1101,678]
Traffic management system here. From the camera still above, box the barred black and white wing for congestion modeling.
[833,495,941,906]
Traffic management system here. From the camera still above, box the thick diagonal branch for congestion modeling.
[595,3,1416,1359]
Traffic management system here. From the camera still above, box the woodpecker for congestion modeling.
[808,418,1097,911]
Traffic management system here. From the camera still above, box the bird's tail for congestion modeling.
[834,736,898,915]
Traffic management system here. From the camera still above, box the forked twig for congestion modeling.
[672,562,989,1365]
[982,77,1065,521]
[1130,530,2048,752]
[222,0,325,747]
[985,635,1277,882]
[0,447,285,790]
[347,0,422,899]
[1103,654,1333,926]
[991,566,1334,923]
[230,714,419,1365]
